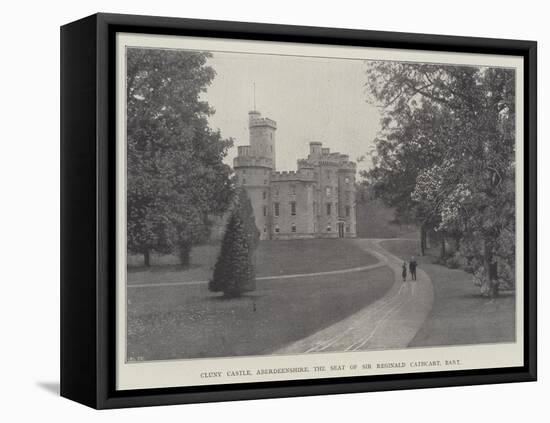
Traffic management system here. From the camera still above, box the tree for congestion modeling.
[363,97,449,254]
[209,189,260,297]
[126,48,234,266]
[365,62,516,296]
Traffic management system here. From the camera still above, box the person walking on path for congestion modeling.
[402,262,407,282]
[409,257,417,281]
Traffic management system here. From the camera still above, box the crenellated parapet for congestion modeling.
[271,169,316,182]
[317,159,341,166]
[338,161,357,172]
[297,159,315,170]
[309,149,357,171]
[249,117,277,129]
[237,145,251,156]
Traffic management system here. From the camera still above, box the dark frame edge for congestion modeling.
[525,41,537,382]
[60,14,100,409]
[94,12,537,52]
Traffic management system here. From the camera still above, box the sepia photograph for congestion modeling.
[117,34,523,388]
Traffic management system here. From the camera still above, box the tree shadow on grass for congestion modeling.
[457,292,515,300]
[205,293,266,302]
[128,263,203,273]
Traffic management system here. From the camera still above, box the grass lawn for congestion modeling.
[127,266,394,360]
[128,238,378,285]
[355,197,418,239]
[380,239,516,347]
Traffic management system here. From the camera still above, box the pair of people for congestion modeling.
[401,258,418,281]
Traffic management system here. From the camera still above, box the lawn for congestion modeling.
[128,238,378,285]
[380,239,516,347]
[127,266,394,360]
[126,238,390,361]
[355,197,418,239]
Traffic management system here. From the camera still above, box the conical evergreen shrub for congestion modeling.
[209,189,259,297]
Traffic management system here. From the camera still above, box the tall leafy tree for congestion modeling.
[365,62,515,296]
[126,48,234,266]
[364,100,450,253]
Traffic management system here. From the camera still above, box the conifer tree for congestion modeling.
[209,189,259,297]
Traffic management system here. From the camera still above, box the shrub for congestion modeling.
[209,189,259,297]
[445,252,466,269]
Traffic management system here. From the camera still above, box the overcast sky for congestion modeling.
[202,51,381,176]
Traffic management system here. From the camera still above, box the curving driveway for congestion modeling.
[276,238,434,353]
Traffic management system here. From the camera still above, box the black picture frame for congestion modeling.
[60,12,537,409]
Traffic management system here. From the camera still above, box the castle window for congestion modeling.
[263,225,267,233]
[263,190,267,200]
[346,206,351,217]
[291,223,296,233]
[326,187,331,197]
[345,191,350,202]
[242,178,246,185]
[264,179,268,185]
[290,184,296,195]
[274,188,279,196]
[243,169,246,174]
[345,177,350,184]
[326,203,332,216]
[263,206,267,217]
[327,224,331,232]
[275,225,280,233]
[326,170,331,179]
[274,202,280,217]
[290,201,296,216]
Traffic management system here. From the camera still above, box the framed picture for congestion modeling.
[60,13,537,409]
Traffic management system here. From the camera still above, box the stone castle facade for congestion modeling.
[234,110,357,240]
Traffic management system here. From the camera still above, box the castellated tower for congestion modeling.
[248,110,277,169]
[234,110,357,241]
[234,110,277,240]
[337,154,357,238]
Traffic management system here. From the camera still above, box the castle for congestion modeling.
[234,110,357,240]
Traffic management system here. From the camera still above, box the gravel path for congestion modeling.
[275,239,434,354]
